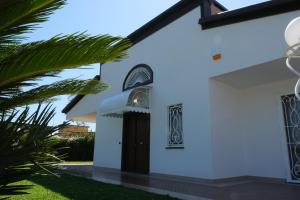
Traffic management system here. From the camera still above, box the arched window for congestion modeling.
[123,64,153,91]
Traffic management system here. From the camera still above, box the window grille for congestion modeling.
[168,104,183,147]
[282,94,300,181]
[123,64,153,91]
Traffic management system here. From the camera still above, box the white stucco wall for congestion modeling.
[205,12,300,78]
[94,7,215,179]
[210,78,297,179]
[67,3,300,179]
[210,80,246,179]
[241,78,296,179]
[66,94,99,122]
[93,114,123,168]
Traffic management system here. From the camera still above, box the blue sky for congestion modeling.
[26,0,266,130]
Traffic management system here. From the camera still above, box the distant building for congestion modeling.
[58,125,89,137]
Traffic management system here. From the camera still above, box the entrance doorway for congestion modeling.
[122,112,150,174]
[282,94,300,182]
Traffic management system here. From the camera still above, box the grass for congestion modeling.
[0,174,177,200]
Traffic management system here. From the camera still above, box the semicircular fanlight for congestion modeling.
[123,64,153,91]
[127,87,150,108]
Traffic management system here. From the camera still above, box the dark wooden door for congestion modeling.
[122,112,150,174]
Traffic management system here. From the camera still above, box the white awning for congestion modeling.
[99,86,151,118]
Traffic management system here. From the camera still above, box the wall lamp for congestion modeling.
[285,17,300,99]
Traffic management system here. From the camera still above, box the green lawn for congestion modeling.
[0,174,177,200]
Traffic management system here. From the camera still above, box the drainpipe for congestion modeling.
[200,0,212,19]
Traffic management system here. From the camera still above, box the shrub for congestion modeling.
[53,133,95,161]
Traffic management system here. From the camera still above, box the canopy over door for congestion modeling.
[99,86,151,118]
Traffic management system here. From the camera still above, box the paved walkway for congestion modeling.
[62,165,300,200]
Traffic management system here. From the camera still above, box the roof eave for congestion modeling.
[199,0,300,29]
[62,75,100,114]
[128,0,226,45]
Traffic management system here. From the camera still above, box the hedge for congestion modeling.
[53,133,95,161]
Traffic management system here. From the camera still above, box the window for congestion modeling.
[123,64,153,91]
[168,104,183,148]
[127,87,150,109]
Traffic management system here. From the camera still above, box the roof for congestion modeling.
[199,0,300,29]
[127,0,226,45]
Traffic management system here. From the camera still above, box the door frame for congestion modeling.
[121,112,150,174]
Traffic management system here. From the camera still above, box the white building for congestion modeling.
[63,0,300,183]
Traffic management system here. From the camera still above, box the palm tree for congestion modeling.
[0,0,130,110]
[0,0,130,188]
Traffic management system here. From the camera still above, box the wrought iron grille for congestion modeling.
[168,104,183,147]
[282,94,300,181]
[124,66,152,90]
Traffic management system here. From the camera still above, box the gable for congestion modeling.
[128,0,226,45]
[63,0,225,114]
[63,0,300,114]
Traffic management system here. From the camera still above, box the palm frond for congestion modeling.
[0,0,66,44]
[0,33,130,90]
[0,0,130,190]
[0,78,108,110]
[0,104,68,187]
[0,43,18,63]
[0,71,59,99]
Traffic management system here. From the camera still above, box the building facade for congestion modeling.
[63,0,300,182]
